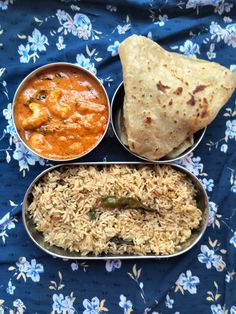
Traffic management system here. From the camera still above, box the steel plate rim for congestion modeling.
[12,62,111,162]
[22,161,209,260]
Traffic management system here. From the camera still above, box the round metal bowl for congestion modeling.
[22,162,209,260]
[12,62,110,162]
[111,82,206,163]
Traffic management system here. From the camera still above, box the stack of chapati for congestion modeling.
[119,35,236,160]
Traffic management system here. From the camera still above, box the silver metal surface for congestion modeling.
[111,82,206,163]
[22,162,209,260]
[12,62,110,162]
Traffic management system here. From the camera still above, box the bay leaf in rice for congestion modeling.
[119,35,236,160]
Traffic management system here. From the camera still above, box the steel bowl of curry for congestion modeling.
[13,63,110,161]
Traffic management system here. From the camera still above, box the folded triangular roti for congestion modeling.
[119,35,236,160]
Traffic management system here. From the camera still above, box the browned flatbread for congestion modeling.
[119,35,236,160]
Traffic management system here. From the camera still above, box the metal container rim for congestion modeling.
[22,161,209,260]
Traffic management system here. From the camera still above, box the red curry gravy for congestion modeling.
[14,66,109,159]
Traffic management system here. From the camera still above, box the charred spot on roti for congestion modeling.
[131,142,135,149]
[156,81,170,93]
[201,111,208,118]
[187,94,196,106]
[168,99,173,106]
[193,85,207,94]
[174,87,183,95]
[200,97,209,118]
[145,116,152,125]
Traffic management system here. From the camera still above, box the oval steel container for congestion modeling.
[111,82,206,163]
[22,162,209,260]
[12,62,110,162]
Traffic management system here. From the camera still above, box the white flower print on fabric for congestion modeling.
[165,294,174,309]
[6,279,16,295]
[18,44,31,63]
[75,45,102,75]
[208,201,219,227]
[25,259,44,282]
[70,261,88,272]
[82,297,108,314]
[207,43,216,60]
[229,231,236,248]
[154,14,168,27]
[119,294,133,314]
[0,0,14,10]
[210,22,236,48]
[186,0,221,9]
[179,39,200,57]
[231,306,236,314]
[28,28,49,52]
[18,28,49,63]
[214,2,233,15]
[175,270,200,294]
[223,16,233,24]
[13,299,26,314]
[149,9,168,27]
[225,120,236,140]
[76,53,97,75]
[106,4,117,12]
[107,41,120,56]
[71,262,78,271]
[52,293,76,314]
[225,271,236,283]
[9,257,44,283]
[211,304,224,314]
[228,168,236,193]
[0,25,4,47]
[56,35,66,50]
[201,178,214,192]
[198,245,226,271]
[113,15,131,35]
[230,64,236,75]
[177,154,203,176]
[70,4,80,12]
[13,140,45,172]
[56,9,101,40]
[3,103,16,137]
[105,259,121,272]
[0,212,17,244]
[220,143,228,153]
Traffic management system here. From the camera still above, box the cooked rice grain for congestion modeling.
[27,165,202,256]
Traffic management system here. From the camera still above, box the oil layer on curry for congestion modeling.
[14,66,109,160]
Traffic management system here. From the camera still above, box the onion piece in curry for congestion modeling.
[14,66,109,160]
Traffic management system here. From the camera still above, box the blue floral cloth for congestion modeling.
[0,0,236,313]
